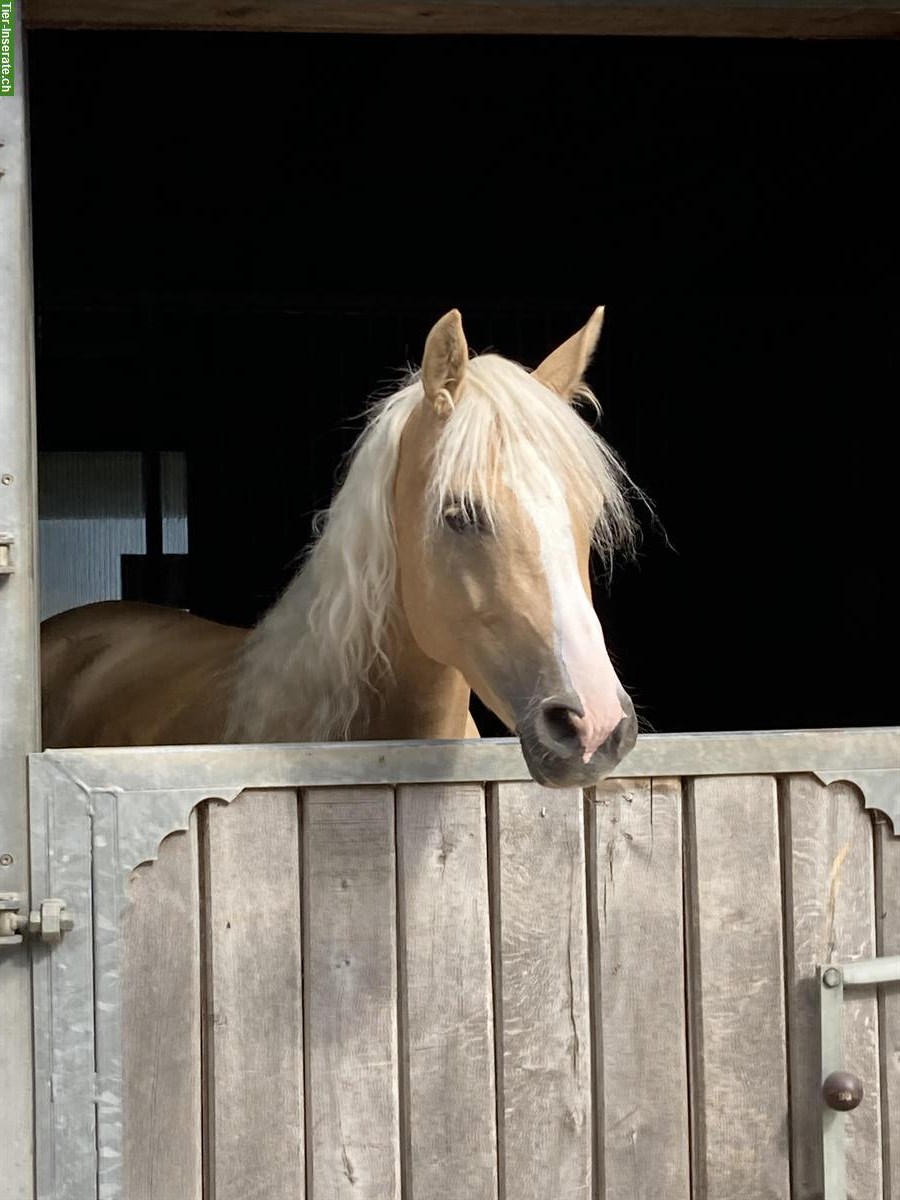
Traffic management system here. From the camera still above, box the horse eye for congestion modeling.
[442,501,487,534]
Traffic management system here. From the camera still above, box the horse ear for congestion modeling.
[421,309,469,419]
[533,307,605,401]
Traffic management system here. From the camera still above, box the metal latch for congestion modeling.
[0,893,74,946]
[0,532,14,575]
[819,954,900,1199]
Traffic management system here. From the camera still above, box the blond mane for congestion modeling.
[227,354,636,742]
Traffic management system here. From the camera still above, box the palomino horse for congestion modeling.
[41,308,639,787]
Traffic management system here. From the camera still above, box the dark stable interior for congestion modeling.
[28,31,898,736]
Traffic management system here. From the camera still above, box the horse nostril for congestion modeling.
[536,695,584,753]
[543,706,577,742]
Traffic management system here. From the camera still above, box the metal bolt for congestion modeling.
[823,1070,864,1111]
[0,854,13,867]
[823,967,842,988]
[1,473,13,486]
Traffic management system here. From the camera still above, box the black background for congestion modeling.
[28,31,898,735]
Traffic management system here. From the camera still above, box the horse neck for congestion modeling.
[230,567,472,743]
[362,607,472,741]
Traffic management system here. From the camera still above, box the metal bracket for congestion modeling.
[0,892,74,947]
[0,531,14,576]
[818,955,900,1198]
[812,769,900,836]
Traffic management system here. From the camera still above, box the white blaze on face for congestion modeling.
[519,477,626,763]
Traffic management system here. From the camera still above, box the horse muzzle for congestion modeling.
[517,688,638,788]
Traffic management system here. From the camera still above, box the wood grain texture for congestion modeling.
[782,775,882,1200]
[490,782,592,1200]
[203,790,305,1200]
[303,786,400,1200]
[875,816,899,1200]
[396,783,498,1200]
[24,0,900,39]
[590,777,690,1199]
[685,775,790,1200]
[122,813,202,1200]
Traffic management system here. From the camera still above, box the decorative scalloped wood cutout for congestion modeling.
[811,770,900,836]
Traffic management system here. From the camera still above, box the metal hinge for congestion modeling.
[0,532,14,576]
[0,893,74,947]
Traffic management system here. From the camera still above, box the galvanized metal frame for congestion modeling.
[0,7,40,1200]
[818,956,900,1200]
[32,728,900,860]
[26,727,900,1198]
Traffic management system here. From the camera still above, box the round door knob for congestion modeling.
[822,1071,864,1111]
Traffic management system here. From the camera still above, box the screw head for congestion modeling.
[823,967,842,988]
[823,1070,864,1111]
[0,853,13,867]
[1,474,13,486]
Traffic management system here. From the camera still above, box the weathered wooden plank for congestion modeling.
[395,783,498,1200]
[875,815,899,1199]
[303,786,400,1200]
[685,775,790,1200]
[122,813,202,1200]
[590,777,690,1200]
[203,790,305,1200]
[490,782,592,1200]
[24,0,900,41]
[782,775,882,1200]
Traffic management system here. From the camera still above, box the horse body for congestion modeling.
[42,601,480,747]
[41,602,243,746]
[42,308,641,787]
